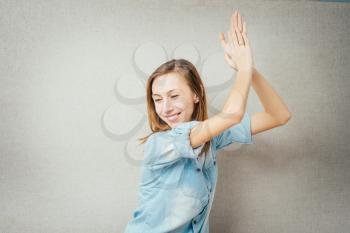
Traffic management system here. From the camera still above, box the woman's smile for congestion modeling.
[166,112,182,123]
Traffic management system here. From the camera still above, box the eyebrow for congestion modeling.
[152,89,180,97]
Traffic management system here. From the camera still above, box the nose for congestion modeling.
[163,99,174,114]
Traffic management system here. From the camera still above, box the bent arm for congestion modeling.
[190,69,253,149]
[250,67,292,135]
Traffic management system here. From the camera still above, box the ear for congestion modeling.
[193,94,199,103]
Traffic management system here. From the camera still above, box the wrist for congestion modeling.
[238,65,253,73]
[237,67,253,74]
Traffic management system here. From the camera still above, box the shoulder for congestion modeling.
[144,120,202,151]
[143,121,201,160]
[145,131,167,144]
[147,120,200,141]
[169,120,201,137]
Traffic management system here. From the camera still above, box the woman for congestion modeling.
[123,10,291,233]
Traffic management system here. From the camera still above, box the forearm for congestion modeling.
[195,69,252,144]
[252,67,291,122]
[220,69,252,123]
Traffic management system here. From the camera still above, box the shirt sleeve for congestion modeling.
[213,112,253,151]
[144,121,205,171]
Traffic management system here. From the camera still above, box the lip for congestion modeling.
[165,112,181,118]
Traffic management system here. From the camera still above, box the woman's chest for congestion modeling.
[152,151,216,202]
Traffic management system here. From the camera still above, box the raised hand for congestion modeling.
[219,10,254,71]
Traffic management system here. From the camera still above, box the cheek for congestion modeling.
[175,97,190,109]
[154,104,162,114]
[172,102,187,111]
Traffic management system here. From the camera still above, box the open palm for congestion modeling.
[219,10,255,71]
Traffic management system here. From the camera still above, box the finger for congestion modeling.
[230,10,237,35]
[238,10,243,33]
[241,24,250,47]
[228,29,238,48]
[219,32,226,44]
[234,11,244,46]
[232,10,240,33]
[219,32,230,52]
[219,32,229,51]
[241,20,249,46]
[234,29,244,46]
[224,52,233,66]
[224,52,230,62]
[242,32,250,47]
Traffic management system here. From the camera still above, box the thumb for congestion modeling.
[219,32,226,47]
[224,53,233,65]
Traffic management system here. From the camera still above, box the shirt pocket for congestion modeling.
[180,160,209,200]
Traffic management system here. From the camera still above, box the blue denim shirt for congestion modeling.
[124,112,253,233]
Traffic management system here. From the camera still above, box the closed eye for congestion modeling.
[154,95,179,102]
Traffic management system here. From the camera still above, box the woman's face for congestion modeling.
[152,72,198,128]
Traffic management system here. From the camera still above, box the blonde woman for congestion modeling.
[123,10,291,233]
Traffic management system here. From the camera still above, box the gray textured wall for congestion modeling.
[1,0,349,232]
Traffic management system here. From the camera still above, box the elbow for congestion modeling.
[232,109,245,124]
[219,108,245,125]
[237,111,245,122]
[231,110,245,126]
[278,111,292,125]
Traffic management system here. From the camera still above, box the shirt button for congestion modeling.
[210,188,212,192]
[213,161,216,165]
[193,220,197,224]
[196,168,201,172]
